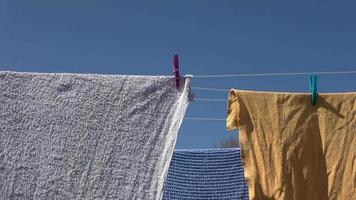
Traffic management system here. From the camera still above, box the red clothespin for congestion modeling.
[173,54,180,89]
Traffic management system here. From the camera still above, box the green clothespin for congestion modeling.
[309,74,318,105]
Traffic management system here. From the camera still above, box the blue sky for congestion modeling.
[1,1,356,148]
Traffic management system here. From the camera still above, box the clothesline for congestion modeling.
[187,70,356,121]
[192,87,229,92]
[191,70,356,91]
[190,70,356,78]
[194,98,226,102]
[184,117,225,121]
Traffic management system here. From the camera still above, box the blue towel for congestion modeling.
[163,148,249,200]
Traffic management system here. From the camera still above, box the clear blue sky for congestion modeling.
[1,1,356,149]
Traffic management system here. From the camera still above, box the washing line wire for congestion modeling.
[191,86,229,92]
[192,70,356,78]
[194,98,226,102]
[186,70,356,121]
[191,70,356,92]
[184,117,226,121]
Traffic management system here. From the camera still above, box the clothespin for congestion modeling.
[173,54,180,89]
[309,74,318,105]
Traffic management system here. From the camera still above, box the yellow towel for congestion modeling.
[227,89,356,200]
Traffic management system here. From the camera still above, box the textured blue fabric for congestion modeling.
[163,148,249,200]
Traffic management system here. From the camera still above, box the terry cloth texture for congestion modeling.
[0,71,191,200]
[163,148,249,200]
[227,89,356,200]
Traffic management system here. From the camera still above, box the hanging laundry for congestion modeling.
[227,89,356,200]
[0,71,191,200]
[163,148,249,200]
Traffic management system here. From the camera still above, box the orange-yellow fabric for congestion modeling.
[227,89,356,200]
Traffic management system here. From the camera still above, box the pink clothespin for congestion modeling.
[173,54,180,89]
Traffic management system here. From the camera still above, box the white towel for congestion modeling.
[0,71,191,200]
